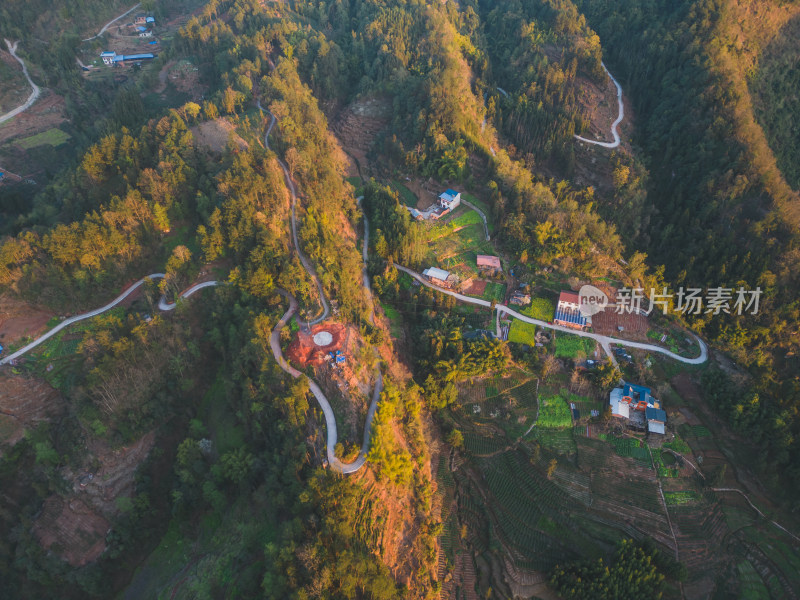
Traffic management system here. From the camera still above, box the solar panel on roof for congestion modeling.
[554,308,586,325]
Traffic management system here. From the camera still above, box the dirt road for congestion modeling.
[0,41,41,126]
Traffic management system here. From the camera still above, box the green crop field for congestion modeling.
[664,490,698,505]
[390,181,418,207]
[606,434,651,463]
[521,297,555,322]
[16,128,71,149]
[554,335,595,358]
[483,281,506,303]
[536,394,572,428]
[737,561,770,600]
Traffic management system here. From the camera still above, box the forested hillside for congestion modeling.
[752,12,800,190]
[574,0,800,499]
[1,0,799,597]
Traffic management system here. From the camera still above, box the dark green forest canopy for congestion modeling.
[752,13,800,191]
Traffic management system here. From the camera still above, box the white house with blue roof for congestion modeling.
[438,189,461,210]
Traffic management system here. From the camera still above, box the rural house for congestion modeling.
[423,267,452,288]
[100,51,156,66]
[438,189,461,211]
[554,290,588,329]
[134,13,148,25]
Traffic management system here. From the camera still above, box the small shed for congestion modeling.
[646,406,667,435]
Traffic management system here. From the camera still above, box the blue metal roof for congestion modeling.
[622,382,651,399]
[146,16,155,22]
[554,308,586,326]
[445,188,459,196]
[123,53,155,60]
[646,407,666,422]
[101,51,116,56]
[137,25,147,31]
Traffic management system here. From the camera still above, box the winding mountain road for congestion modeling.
[574,61,624,149]
[393,264,708,365]
[0,274,219,366]
[0,40,41,126]
[82,3,142,42]
[259,102,382,473]
[258,101,329,327]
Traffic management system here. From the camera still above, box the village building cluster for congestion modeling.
[100,13,157,67]
[609,381,667,435]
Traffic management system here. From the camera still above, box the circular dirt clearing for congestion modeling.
[313,331,333,346]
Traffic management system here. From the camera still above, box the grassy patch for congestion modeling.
[462,192,495,233]
[554,335,594,358]
[381,303,403,339]
[16,128,71,149]
[663,437,691,453]
[521,297,555,322]
[448,208,483,228]
[201,376,245,454]
[507,319,538,346]
[536,394,572,429]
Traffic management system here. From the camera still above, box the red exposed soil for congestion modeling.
[33,430,156,567]
[332,96,391,176]
[34,496,110,567]
[190,118,248,154]
[590,286,649,335]
[286,322,350,367]
[0,375,65,448]
[0,294,54,346]
[463,279,488,296]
